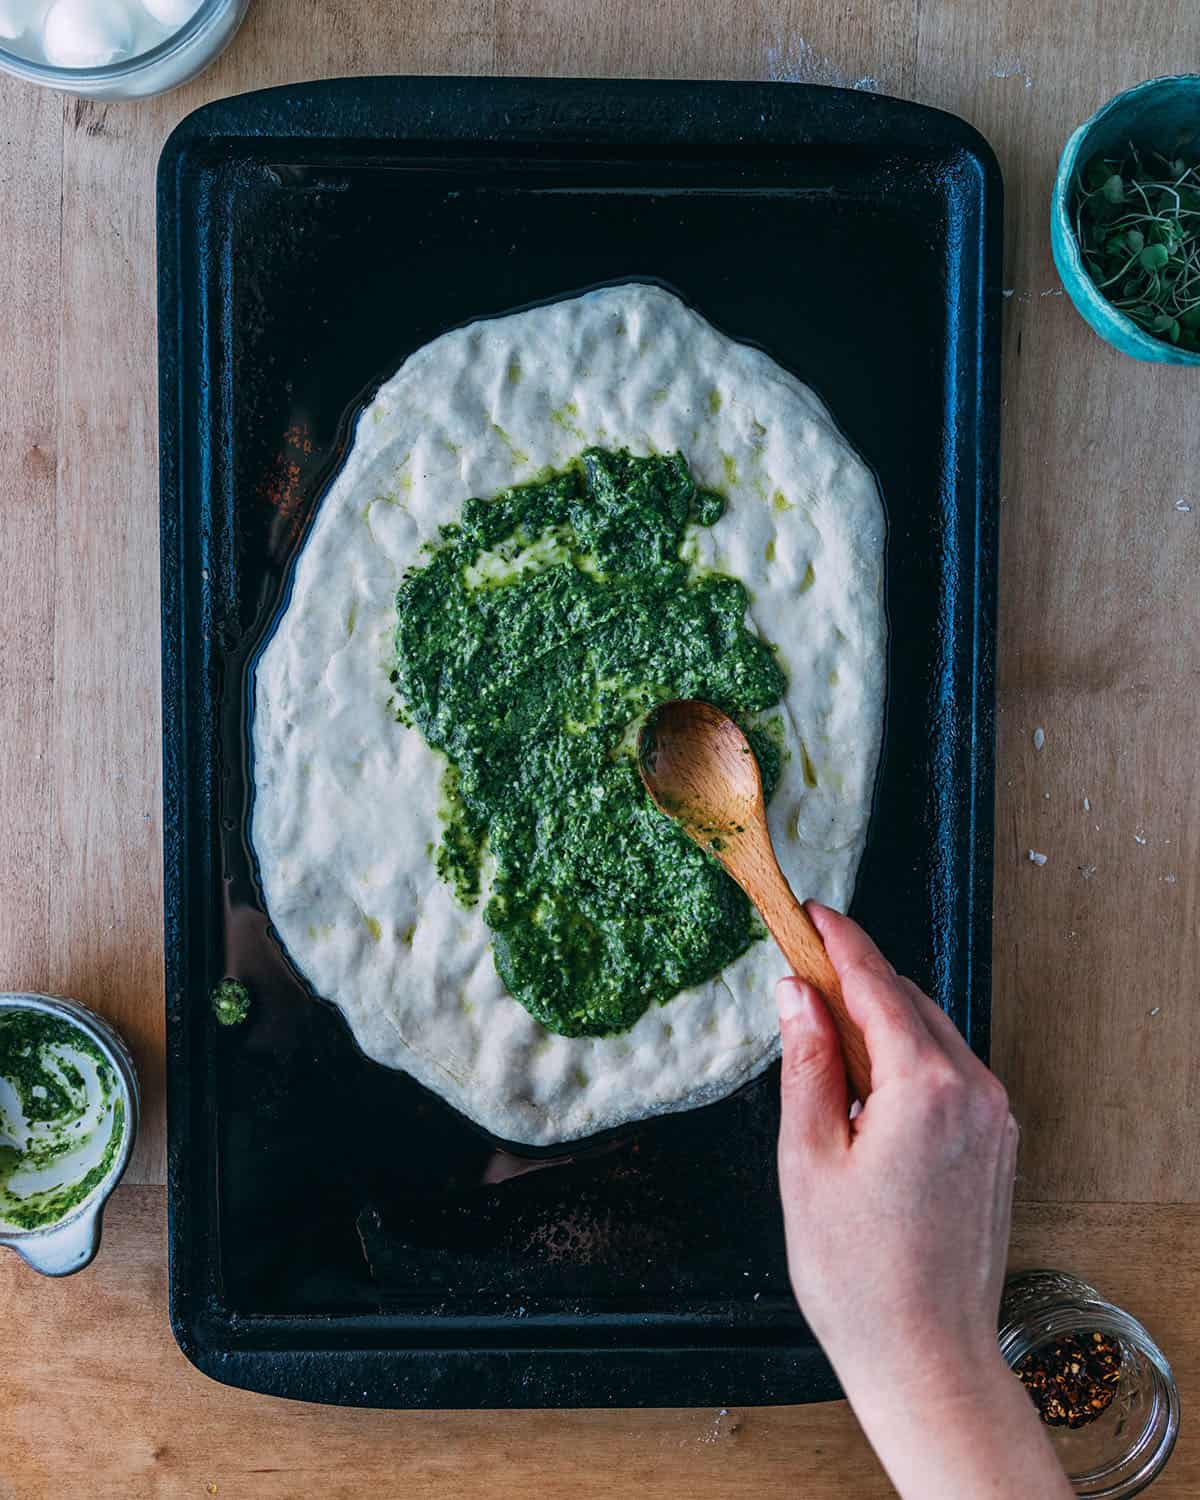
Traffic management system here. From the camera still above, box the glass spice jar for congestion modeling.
[999,1270,1180,1498]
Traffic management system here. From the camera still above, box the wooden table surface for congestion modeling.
[2,2,1198,1495]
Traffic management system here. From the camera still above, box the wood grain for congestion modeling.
[911,0,1200,1204]
[1,1188,1197,1500]
[0,83,61,996]
[46,93,168,1182]
[1,0,1200,1492]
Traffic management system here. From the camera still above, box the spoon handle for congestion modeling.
[755,869,873,1104]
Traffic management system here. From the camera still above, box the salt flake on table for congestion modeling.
[1028,849,1048,866]
[1033,726,1045,750]
[991,57,1034,88]
[1134,832,1148,846]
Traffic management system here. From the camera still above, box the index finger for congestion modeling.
[805,902,938,1084]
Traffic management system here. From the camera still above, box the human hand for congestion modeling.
[776,903,1071,1500]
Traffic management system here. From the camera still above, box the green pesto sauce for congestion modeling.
[211,979,251,1026]
[392,448,786,1038]
[0,1010,124,1231]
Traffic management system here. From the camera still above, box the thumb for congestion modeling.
[777,978,850,1162]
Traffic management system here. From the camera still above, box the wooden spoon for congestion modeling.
[637,698,871,1102]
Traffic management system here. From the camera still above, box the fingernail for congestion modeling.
[776,977,818,1025]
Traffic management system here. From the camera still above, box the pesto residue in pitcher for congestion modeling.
[0,1009,125,1231]
[392,448,786,1037]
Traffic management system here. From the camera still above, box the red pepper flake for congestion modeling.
[1016,1331,1121,1429]
[260,456,302,509]
[259,423,319,552]
[283,422,314,456]
[258,453,305,550]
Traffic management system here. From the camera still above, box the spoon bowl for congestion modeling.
[638,699,872,1102]
[637,698,766,852]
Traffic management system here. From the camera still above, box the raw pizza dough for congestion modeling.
[251,284,885,1145]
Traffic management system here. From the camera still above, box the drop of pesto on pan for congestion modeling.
[211,979,251,1026]
[392,448,786,1038]
[0,1010,125,1231]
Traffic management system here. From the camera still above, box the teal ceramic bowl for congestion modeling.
[1052,74,1200,364]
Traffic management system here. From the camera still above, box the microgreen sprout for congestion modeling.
[1074,145,1200,351]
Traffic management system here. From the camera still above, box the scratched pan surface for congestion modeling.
[158,77,1001,1409]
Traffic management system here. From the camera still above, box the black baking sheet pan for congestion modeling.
[159,76,1001,1409]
